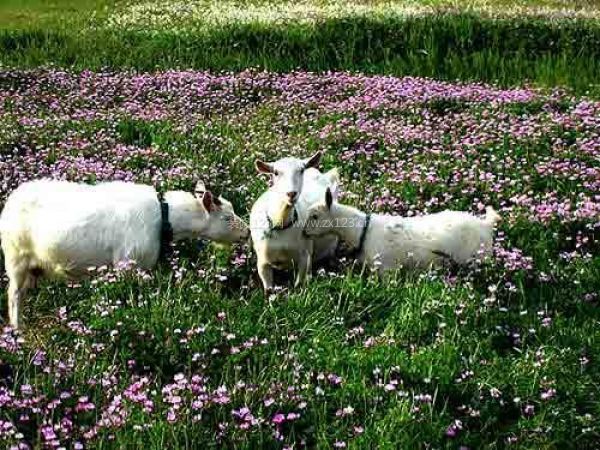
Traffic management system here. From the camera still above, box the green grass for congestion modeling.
[0,67,599,448]
[4,258,600,448]
[0,1,600,94]
[0,1,599,448]
[0,0,112,28]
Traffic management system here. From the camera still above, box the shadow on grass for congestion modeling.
[1,15,600,93]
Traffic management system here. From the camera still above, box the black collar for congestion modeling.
[349,213,371,258]
[159,196,174,260]
[266,207,299,233]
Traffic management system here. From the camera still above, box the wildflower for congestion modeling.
[272,413,286,425]
[445,420,463,438]
[541,388,556,400]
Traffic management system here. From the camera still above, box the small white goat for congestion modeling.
[250,152,340,292]
[0,179,249,328]
[303,188,501,274]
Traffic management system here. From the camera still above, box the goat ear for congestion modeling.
[326,167,340,183]
[255,160,275,174]
[194,180,206,198]
[304,151,322,169]
[325,187,333,210]
[202,191,221,212]
[326,168,341,200]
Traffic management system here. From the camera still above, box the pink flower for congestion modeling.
[272,413,286,425]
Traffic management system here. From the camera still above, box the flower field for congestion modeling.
[2,1,600,93]
[105,0,600,31]
[0,68,599,449]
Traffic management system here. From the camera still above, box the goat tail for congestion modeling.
[484,206,502,226]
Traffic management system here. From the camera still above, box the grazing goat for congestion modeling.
[249,152,340,293]
[0,179,249,328]
[303,188,501,274]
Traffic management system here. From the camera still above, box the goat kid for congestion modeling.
[250,152,340,293]
[0,179,249,328]
[304,188,501,274]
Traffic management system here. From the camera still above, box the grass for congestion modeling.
[0,0,112,28]
[0,1,599,449]
[0,69,599,449]
[0,1,600,94]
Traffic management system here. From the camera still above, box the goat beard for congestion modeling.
[272,201,294,228]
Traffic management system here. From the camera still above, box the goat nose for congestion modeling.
[287,192,298,201]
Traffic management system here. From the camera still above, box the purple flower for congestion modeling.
[272,413,286,425]
[523,404,535,416]
[327,373,342,386]
[445,420,463,438]
[540,388,556,400]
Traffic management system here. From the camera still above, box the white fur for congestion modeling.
[0,179,249,328]
[304,194,501,274]
[250,153,340,292]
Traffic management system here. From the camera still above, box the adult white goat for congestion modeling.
[303,188,501,274]
[249,152,340,293]
[0,179,249,328]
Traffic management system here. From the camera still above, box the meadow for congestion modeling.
[1,1,600,450]
[1,1,600,94]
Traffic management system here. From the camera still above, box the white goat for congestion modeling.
[250,152,340,293]
[0,179,249,328]
[303,188,501,274]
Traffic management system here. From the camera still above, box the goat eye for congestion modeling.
[311,214,318,220]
